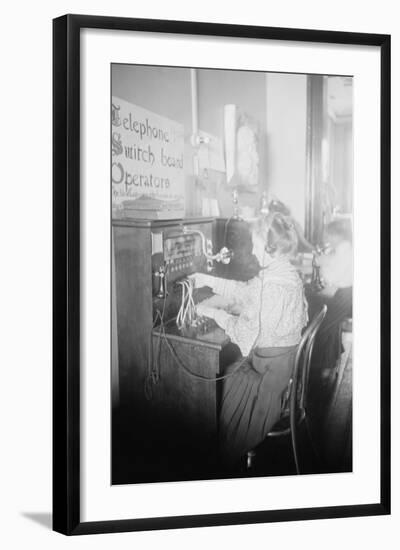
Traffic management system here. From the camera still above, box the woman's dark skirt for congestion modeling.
[219,346,297,466]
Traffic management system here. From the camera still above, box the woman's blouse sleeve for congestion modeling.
[212,279,263,356]
[202,275,251,300]
[213,280,307,356]
[213,307,260,357]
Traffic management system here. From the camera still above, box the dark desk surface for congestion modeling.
[153,319,230,351]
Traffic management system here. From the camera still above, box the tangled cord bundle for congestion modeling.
[176,278,197,330]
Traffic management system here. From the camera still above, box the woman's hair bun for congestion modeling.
[271,212,294,231]
[266,212,298,257]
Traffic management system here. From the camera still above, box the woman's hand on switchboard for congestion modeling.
[196,303,218,319]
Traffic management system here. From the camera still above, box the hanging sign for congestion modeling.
[111,96,185,212]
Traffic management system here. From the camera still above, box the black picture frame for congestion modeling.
[53,14,391,535]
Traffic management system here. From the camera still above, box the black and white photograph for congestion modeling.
[1,0,397,546]
[111,64,354,485]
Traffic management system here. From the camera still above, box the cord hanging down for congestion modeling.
[176,278,197,330]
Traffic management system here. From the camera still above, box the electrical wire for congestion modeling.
[176,278,196,330]
[144,278,168,400]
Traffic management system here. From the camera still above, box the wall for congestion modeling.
[265,72,308,227]
[111,67,319,230]
[330,120,353,213]
[112,65,269,217]
[112,64,192,123]
[112,64,197,214]
[197,68,267,214]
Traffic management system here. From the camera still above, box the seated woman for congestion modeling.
[191,213,308,468]
[318,219,353,292]
[311,219,353,376]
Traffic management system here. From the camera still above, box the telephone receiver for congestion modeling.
[154,262,168,299]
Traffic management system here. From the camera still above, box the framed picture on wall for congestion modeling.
[53,14,390,535]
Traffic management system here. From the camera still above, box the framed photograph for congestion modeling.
[53,14,390,535]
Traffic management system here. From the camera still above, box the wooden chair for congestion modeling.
[247,305,328,474]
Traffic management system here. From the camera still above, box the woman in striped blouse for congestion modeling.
[192,213,308,468]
